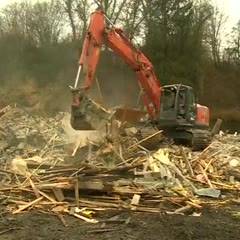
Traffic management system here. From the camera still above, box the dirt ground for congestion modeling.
[0,205,239,240]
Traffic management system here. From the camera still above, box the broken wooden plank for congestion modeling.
[13,196,44,214]
[53,188,65,202]
[65,209,98,223]
[211,118,223,136]
[180,146,194,178]
[75,180,80,208]
[131,194,141,206]
[29,178,40,198]
[198,164,213,188]
[38,190,57,203]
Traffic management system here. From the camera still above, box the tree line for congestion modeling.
[0,0,239,119]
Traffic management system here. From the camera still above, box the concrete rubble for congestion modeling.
[0,106,239,222]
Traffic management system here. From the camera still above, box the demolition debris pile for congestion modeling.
[0,106,239,223]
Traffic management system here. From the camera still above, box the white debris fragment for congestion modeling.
[229,159,239,167]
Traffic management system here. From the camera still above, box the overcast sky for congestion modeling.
[0,0,240,30]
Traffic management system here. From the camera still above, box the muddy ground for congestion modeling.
[0,205,239,240]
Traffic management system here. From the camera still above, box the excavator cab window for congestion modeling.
[185,87,197,122]
[176,86,197,122]
[161,88,176,111]
[158,87,178,122]
[178,91,186,118]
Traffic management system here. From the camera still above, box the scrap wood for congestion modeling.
[112,145,128,166]
[29,178,40,198]
[71,138,82,156]
[185,200,202,209]
[56,213,68,227]
[204,157,216,172]
[130,194,141,211]
[210,180,239,190]
[0,105,11,118]
[74,180,80,208]
[65,209,98,223]
[87,228,117,234]
[53,187,65,202]
[0,228,16,236]
[211,118,223,136]
[38,190,57,203]
[127,130,162,150]
[191,143,214,165]
[174,205,192,214]
[13,196,44,214]
[180,146,194,178]
[198,164,213,188]
[37,182,72,190]
[0,108,239,220]
[230,199,240,205]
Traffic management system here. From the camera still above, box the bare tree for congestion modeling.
[63,0,77,41]
[92,0,146,41]
[28,0,66,46]
[205,4,228,67]
[226,21,240,66]
[1,0,66,46]
[0,1,32,37]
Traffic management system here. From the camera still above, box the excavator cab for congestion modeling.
[158,84,201,127]
[154,84,211,149]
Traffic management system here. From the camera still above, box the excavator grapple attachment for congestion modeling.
[70,91,112,131]
[70,90,148,131]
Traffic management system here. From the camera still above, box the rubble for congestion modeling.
[0,106,239,224]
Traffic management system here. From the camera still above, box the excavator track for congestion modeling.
[124,125,212,151]
[173,128,212,151]
[134,126,166,150]
[190,129,212,151]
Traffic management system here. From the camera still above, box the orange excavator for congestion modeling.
[70,9,212,150]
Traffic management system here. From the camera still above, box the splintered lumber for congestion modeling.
[198,164,213,188]
[13,196,44,214]
[56,214,68,227]
[211,118,223,136]
[87,229,116,234]
[29,178,40,198]
[180,146,194,178]
[53,188,65,202]
[38,190,56,203]
[0,105,10,118]
[74,180,80,208]
[78,181,105,191]
[37,182,72,190]
[0,228,15,236]
[185,201,202,209]
[66,209,98,223]
[174,205,192,214]
[131,194,141,206]
[1,107,240,222]
[106,163,143,173]
[127,130,162,150]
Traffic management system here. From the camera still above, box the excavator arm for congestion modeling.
[72,9,161,127]
[105,27,161,117]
